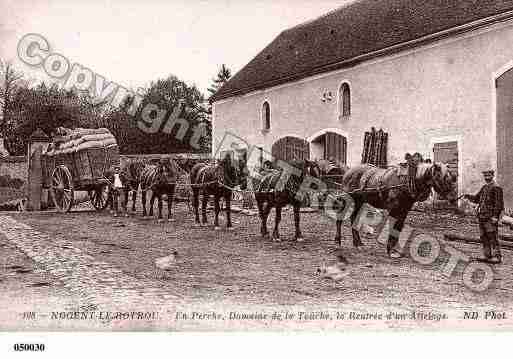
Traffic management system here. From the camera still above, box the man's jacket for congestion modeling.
[467,182,504,219]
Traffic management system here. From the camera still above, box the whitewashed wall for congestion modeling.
[214,19,513,198]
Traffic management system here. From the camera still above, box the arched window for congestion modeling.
[339,82,351,118]
[262,101,271,131]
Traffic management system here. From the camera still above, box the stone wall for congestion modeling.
[0,156,28,207]
[120,153,211,170]
[0,156,27,181]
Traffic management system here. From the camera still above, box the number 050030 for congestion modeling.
[13,343,45,351]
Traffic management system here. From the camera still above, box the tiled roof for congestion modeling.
[212,0,513,102]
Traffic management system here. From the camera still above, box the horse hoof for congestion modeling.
[214,226,221,231]
[296,237,304,243]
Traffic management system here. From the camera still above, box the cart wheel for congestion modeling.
[88,184,110,211]
[49,165,74,213]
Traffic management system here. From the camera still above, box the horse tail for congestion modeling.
[190,162,207,185]
[139,165,158,191]
[161,159,178,184]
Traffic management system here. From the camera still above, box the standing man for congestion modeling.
[464,170,504,264]
[109,165,128,217]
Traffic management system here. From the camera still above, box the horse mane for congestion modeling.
[416,162,448,180]
[416,162,432,180]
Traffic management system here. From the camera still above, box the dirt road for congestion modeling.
[1,203,513,330]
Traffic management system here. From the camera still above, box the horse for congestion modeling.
[121,159,145,212]
[189,155,244,230]
[139,158,179,221]
[252,159,321,242]
[333,161,457,258]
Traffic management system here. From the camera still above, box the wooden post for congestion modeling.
[27,129,50,211]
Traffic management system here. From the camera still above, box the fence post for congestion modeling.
[27,129,50,211]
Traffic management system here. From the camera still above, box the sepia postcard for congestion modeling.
[2,1,513,348]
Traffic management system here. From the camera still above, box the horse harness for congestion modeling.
[355,164,429,201]
[195,163,227,192]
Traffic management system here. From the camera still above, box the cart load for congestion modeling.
[41,127,120,213]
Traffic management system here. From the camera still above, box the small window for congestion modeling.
[339,82,351,118]
[262,101,271,131]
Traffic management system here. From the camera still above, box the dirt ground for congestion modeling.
[0,235,85,330]
[3,200,513,330]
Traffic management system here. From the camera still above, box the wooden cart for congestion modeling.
[41,129,120,213]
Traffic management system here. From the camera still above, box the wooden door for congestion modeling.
[433,141,458,202]
[324,132,347,165]
[272,137,310,161]
[496,69,513,211]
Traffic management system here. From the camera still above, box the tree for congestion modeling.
[207,64,232,101]
[202,64,232,152]
[103,75,210,154]
[0,60,24,138]
[5,83,104,155]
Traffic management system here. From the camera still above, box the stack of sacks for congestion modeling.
[44,128,117,156]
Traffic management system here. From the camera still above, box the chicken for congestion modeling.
[317,251,350,281]
[155,251,179,271]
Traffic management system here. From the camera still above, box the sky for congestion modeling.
[0,0,350,96]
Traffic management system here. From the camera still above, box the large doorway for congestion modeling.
[271,136,310,161]
[496,68,513,210]
[310,132,347,164]
[433,141,459,204]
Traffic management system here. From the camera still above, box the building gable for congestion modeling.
[212,0,513,102]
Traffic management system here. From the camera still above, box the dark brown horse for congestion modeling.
[121,158,145,212]
[333,161,457,257]
[252,159,321,242]
[190,155,244,230]
[139,158,179,221]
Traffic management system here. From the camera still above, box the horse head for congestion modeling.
[426,162,458,201]
[287,159,321,179]
[156,158,176,184]
[305,159,322,179]
[219,154,246,189]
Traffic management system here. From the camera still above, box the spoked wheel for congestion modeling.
[49,165,74,213]
[88,184,110,211]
